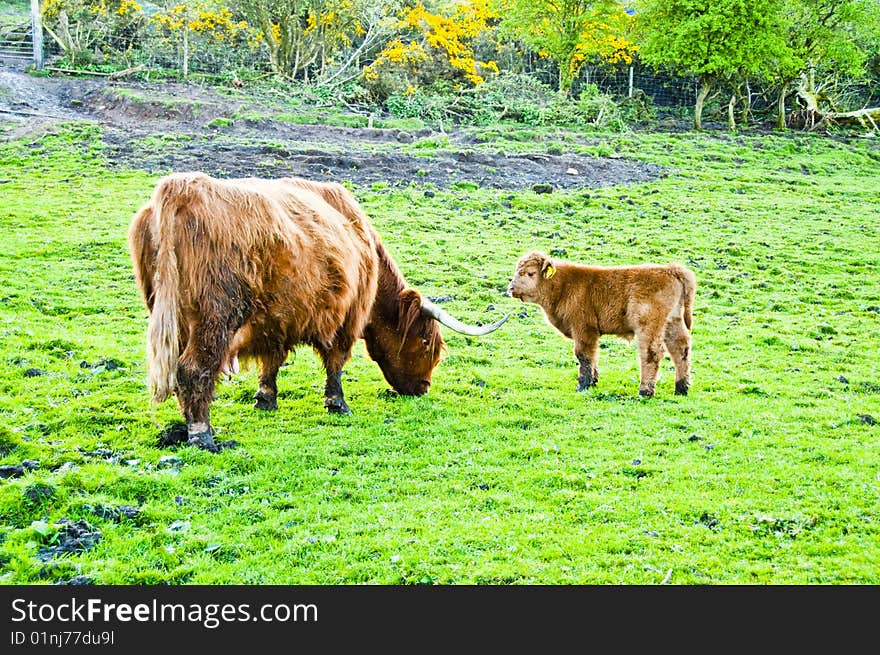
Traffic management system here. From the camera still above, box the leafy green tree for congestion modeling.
[496,0,635,96]
[634,0,788,129]
[771,0,880,128]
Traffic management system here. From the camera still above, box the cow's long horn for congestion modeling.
[421,299,510,336]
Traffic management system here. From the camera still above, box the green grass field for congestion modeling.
[0,120,878,584]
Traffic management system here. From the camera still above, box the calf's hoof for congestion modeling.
[325,396,352,415]
[638,388,655,398]
[253,390,278,411]
[675,380,690,396]
[187,431,220,453]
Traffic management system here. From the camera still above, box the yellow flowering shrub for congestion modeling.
[237,0,363,79]
[495,0,637,95]
[41,0,145,65]
[152,4,249,43]
[366,0,499,91]
[363,39,428,81]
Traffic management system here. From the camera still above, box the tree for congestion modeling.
[634,0,788,129]
[771,0,880,129]
[41,0,145,66]
[318,1,400,89]
[152,3,249,77]
[236,0,362,79]
[496,0,635,96]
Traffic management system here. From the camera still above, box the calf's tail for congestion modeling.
[673,265,696,330]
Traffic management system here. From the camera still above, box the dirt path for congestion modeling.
[0,67,665,190]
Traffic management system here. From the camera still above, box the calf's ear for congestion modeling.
[541,257,556,279]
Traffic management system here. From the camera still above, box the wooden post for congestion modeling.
[31,0,44,70]
[628,66,634,98]
[182,27,189,78]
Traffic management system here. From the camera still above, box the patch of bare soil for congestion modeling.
[99,126,664,190]
[0,67,666,190]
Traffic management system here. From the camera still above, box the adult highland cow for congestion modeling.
[129,173,508,451]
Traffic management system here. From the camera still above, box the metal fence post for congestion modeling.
[628,66,634,98]
[31,0,44,70]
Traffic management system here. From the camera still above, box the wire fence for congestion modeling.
[576,64,698,108]
[81,31,270,78]
[3,1,877,118]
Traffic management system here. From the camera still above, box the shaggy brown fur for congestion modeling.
[507,251,696,397]
[128,173,446,450]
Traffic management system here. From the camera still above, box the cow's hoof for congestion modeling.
[675,380,690,396]
[576,383,591,392]
[325,396,351,415]
[187,432,220,453]
[638,388,655,398]
[158,423,189,447]
[253,391,278,411]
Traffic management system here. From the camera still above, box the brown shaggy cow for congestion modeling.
[507,251,695,397]
[128,173,508,451]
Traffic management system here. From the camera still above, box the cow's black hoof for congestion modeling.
[675,380,690,396]
[158,423,189,447]
[325,396,351,415]
[638,389,655,398]
[253,390,278,411]
[187,432,220,453]
[254,394,278,411]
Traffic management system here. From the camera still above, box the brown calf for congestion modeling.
[507,251,695,397]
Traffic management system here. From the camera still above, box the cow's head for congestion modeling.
[364,288,509,396]
[507,251,554,303]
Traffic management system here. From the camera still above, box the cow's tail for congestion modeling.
[146,177,184,403]
[672,264,696,330]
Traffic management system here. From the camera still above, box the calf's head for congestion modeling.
[507,251,555,303]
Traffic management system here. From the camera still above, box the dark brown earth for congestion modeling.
[0,67,666,190]
[36,518,102,562]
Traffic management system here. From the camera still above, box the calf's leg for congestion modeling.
[635,323,666,398]
[664,317,692,395]
[573,329,600,391]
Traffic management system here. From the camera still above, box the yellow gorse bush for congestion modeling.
[117,0,141,15]
[367,0,499,87]
[43,0,140,20]
[152,4,249,41]
[363,39,428,81]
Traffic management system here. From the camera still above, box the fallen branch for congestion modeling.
[47,67,111,77]
[47,64,148,79]
[820,107,880,132]
[789,106,880,133]
[108,64,146,80]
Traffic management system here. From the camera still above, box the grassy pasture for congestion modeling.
[0,121,878,584]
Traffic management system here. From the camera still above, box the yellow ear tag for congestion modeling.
[544,265,556,279]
